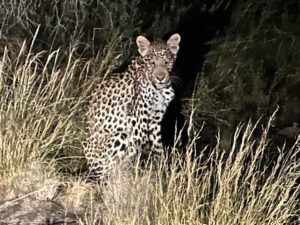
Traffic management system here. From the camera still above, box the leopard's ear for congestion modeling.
[136,35,151,57]
[167,33,181,54]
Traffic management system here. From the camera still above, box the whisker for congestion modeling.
[171,76,183,88]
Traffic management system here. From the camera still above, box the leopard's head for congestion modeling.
[136,33,181,89]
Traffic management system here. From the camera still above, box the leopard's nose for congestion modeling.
[154,67,168,81]
[156,72,165,81]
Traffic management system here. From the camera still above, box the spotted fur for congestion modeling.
[83,34,181,179]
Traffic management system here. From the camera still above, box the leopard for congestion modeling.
[83,33,181,180]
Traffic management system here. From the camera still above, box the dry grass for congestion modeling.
[0,31,299,225]
[74,115,299,225]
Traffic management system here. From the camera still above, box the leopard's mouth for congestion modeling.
[154,80,172,89]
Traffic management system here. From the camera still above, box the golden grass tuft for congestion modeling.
[80,114,299,225]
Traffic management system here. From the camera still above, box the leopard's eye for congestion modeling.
[143,57,154,66]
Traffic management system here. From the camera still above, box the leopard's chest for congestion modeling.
[89,73,174,140]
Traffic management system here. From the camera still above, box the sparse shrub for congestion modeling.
[190,0,300,132]
[0,0,189,57]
